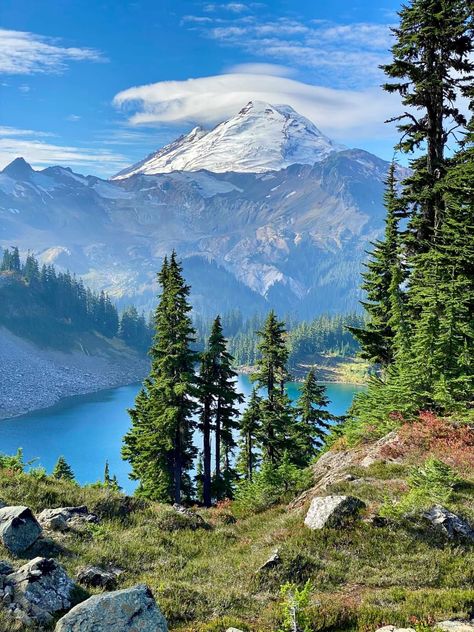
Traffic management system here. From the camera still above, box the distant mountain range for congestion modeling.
[0,101,402,318]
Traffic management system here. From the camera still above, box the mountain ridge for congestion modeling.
[0,102,402,318]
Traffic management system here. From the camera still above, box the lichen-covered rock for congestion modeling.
[55,584,167,631]
[0,506,42,554]
[424,506,474,541]
[76,565,122,589]
[37,506,98,531]
[7,557,74,625]
[375,627,415,632]
[435,620,474,631]
[304,495,366,530]
[258,549,281,573]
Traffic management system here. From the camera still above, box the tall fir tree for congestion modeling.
[252,311,294,465]
[292,369,335,467]
[349,162,406,367]
[382,0,473,249]
[122,252,198,503]
[237,387,262,482]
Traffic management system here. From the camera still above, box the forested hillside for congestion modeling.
[0,248,151,353]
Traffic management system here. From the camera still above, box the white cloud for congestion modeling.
[0,28,105,75]
[66,114,81,122]
[0,127,128,175]
[113,72,401,141]
[204,3,250,13]
[224,62,295,76]
[184,16,394,88]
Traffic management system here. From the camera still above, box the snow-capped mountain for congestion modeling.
[112,101,342,179]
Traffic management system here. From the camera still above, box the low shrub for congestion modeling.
[380,457,462,518]
[233,458,313,517]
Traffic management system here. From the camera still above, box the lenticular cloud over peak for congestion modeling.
[112,72,399,141]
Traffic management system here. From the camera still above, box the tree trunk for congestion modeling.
[202,398,212,507]
[173,424,182,504]
[215,398,221,498]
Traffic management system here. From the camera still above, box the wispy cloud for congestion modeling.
[0,127,127,176]
[0,28,106,75]
[204,3,251,13]
[183,14,393,88]
[113,72,400,142]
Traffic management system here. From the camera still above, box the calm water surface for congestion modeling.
[0,375,365,494]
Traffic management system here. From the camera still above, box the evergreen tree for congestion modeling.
[122,252,198,503]
[104,460,111,486]
[382,0,473,248]
[292,369,334,466]
[52,456,75,481]
[198,316,243,504]
[252,311,294,465]
[349,163,405,367]
[237,387,261,481]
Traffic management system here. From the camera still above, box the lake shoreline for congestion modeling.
[0,327,149,422]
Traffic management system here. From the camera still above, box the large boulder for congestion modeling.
[37,506,99,531]
[424,506,474,541]
[55,584,167,632]
[6,557,75,625]
[435,620,474,631]
[0,506,42,554]
[304,495,366,530]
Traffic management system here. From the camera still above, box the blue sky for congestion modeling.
[1,0,404,177]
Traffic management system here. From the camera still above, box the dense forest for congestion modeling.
[0,249,151,353]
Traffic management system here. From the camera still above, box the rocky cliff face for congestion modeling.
[0,104,404,317]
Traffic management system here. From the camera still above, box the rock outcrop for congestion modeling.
[38,506,99,531]
[435,621,474,631]
[55,584,167,632]
[304,495,366,530]
[290,432,401,510]
[5,557,74,625]
[424,506,474,541]
[0,506,42,554]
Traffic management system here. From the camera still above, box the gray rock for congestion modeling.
[55,584,167,632]
[7,556,75,625]
[0,560,14,575]
[304,495,366,530]
[375,627,416,632]
[424,506,474,541]
[258,549,281,572]
[0,506,42,554]
[38,506,99,531]
[226,629,245,632]
[435,620,474,631]
[76,565,122,589]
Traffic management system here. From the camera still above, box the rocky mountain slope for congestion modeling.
[0,327,147,420]
[0,103,403,317]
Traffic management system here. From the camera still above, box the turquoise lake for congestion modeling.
[0,376,365,494]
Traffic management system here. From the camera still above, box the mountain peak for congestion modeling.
[112,102,342,179]
[2,157,34,179]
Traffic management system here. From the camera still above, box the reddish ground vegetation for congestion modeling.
[381,412,474,475]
